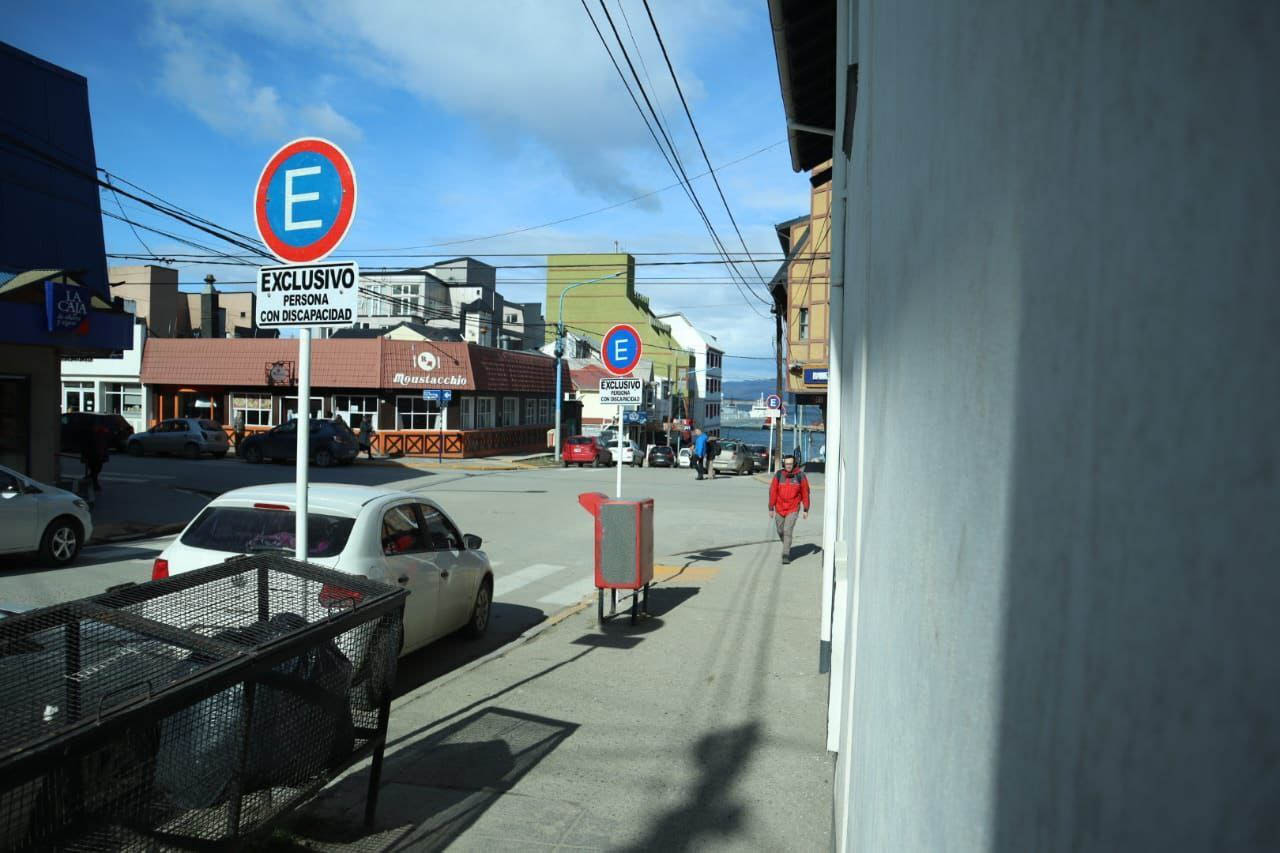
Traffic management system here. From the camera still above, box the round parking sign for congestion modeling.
[254,137,357,263]
[766,393,782,409]
[601,324,642,376]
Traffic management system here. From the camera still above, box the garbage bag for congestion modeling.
[155,613,354,810]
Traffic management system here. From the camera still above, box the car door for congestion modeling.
[378,502,440,652]
[268,421,297,460]
[418,502,478,630]
[0,470,37,553]
[154,420,181,454]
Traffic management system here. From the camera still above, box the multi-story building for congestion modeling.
[656,313,723,436]
[357,258,518,348]
[545,253,693,435]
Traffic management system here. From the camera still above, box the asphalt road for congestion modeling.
[0,456,802,692]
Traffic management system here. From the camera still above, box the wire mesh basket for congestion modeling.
[0,553,406,851]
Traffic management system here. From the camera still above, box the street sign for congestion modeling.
[421,389,453,402]
[255,261,359,328]
[765,393,783,410]
[600,377,643,405]
[623,411,647,425]
[254,137,357,264]
[601,323,642,376]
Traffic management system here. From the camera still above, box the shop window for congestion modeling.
[232,393,272,426]
[501,398,517,427]
[538,399,550,423]
[475,397,495,429]
[525,399,537,425]
[282,396,323,420]
[395,396,441,430]
[104,383,143,417]
[335,395,379,430]
[64,381,95,413]
[461,397,476,429]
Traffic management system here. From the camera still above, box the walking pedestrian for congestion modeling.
[768,454,810,564]
[692,427,707,480]
[232,410,246,450]
[360,417,376,460]
[80,422,110,493]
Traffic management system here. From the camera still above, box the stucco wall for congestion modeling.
[841,1,1279,849]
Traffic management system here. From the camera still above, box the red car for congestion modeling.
[562,435,614,467]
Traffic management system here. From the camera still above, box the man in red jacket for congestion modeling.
[768,454,810,564]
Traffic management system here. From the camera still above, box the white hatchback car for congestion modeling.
[153,484,494,655]
[0,464,93,566]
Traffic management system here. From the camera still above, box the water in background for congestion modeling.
[719,425,824,461]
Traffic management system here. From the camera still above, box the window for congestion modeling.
[335,395,379,430]
[525,399,537,424]
[502,397,517,427]
[232,393,272,426]
[461,397,475,429]
[419,504,462,551]
[395,396,441,430]
[64,381,95,413]
[706,377,721,394]
[574,340,591,358]
[798,308,810,340]
[381,505,425,555]
[282,396,323,420]
[476,397,495,428]
[180,506,355,559]
[104,383,143,417]
[538,399,550,423]
[707,351,722,369]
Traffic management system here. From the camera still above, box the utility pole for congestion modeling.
[774,305,785,472]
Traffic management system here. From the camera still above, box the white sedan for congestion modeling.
[153,483,494,655]
[0,464,93,566]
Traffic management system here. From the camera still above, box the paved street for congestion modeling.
[0,455,818,693]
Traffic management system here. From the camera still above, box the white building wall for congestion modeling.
[59,322,152,432]
[658,313,721,433]
[830,1,1280,850]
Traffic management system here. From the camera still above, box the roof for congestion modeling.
[331,321,463,342]
[768,0,838,172]
[570,363,633,391]
[210,482,422,515]
[141,337,565,393]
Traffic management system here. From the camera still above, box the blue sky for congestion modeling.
[7,0,810,377]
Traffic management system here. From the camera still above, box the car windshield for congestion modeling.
[568,437,592,445]
[180,506,355,558]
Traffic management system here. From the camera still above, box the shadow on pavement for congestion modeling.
[616,720,763,853]
[271,707,578,851]
[393,602,544,698]
[788,543,822,559]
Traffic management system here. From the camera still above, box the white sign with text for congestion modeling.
[599,377,643,405]
[256,261,359,329]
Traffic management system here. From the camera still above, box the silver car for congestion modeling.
[0,464,94,565]
[710,439,754,475]
[127,418,230,459]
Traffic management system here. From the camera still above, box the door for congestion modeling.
[150,420,179,454]
[0,470,36,553]
[379,503,441,651]
[267,420,297,460]
[419,503,475,630]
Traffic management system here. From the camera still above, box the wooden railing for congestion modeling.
[209,423,548,458]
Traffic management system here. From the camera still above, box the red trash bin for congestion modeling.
[578,491,654,623]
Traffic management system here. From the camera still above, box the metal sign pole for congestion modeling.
[295,328,311,561]
[617,404,624,498]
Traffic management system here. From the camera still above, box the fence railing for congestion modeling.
[212,424,549,458]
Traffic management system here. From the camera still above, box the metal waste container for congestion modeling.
[578,492,654,623]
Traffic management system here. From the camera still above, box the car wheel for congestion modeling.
[213,450,227,459]
[463,579,493,638]
[128,442,144,457]
[183,442,199,459]
[39,517,82,566]
[242,445,263,464]
[315,449,334,468]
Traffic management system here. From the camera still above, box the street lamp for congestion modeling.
[553,271,626,459]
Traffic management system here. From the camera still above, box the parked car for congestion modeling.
[128,418,230,459]
[0,464,93,566]
[710,439,754,475]
[646,444,677,468]
[238,419,358,467]
[677,447,693,468]
[151,483,494,652]
[60,412,134,452]
[747,444,770,473]
[620,440,643,467]
[562,435,614,468]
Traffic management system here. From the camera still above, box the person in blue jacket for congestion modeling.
[692,427,708,481]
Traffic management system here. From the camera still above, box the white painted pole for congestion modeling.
[616,405,624,498]
[295,328,311,561]
[767,415,776,472]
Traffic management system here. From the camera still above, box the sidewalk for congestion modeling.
[274,529,834,850]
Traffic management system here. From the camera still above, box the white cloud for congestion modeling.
[148,14,362,145]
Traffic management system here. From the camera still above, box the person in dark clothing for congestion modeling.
[692,428,707,480]
[81,423,111,492]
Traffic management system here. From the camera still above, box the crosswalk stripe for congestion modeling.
[538,576,597,606]
[493,563,565,597]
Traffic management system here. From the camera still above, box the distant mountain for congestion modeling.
[721,378,779,402]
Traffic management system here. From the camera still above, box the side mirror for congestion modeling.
[1,487,19,500]
[463,533,482,550]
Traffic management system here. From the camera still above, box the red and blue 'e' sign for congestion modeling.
[601,323,643,376]
[254,138,357,264]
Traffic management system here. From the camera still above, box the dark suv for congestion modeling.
[60,412,134,452]
[238,419,359,467]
